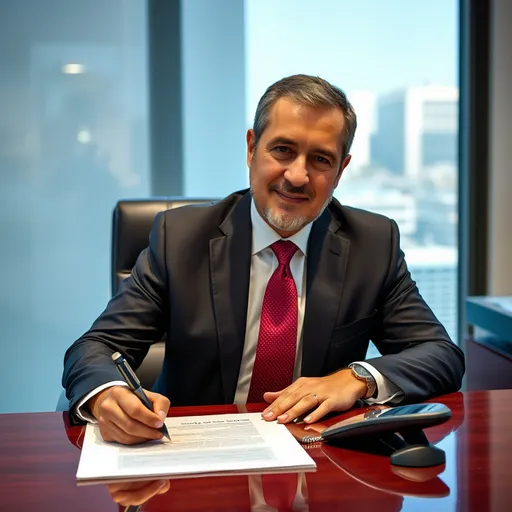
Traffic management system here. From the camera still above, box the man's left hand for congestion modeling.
[261,369,367,424]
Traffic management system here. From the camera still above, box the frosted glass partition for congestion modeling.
[0,0,150,413]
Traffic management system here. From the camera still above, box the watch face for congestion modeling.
[353,365,370,379]
[351,365,376,398]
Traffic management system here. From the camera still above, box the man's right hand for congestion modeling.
[87,386,170,445]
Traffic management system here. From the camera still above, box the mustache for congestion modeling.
[270,182,312,198]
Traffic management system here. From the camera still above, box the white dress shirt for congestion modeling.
[234,199,401,404]
[76,199,401,421]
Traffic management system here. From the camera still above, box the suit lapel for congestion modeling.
[210,193,252,402]
[301,209,350,377]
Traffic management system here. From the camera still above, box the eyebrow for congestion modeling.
[267,136,338,163]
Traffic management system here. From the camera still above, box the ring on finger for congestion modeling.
[312,393,319,404]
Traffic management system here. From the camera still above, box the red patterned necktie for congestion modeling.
[248,240,299,403]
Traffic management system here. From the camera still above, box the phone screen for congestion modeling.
[366,403,447,418]
[325,403,450,435]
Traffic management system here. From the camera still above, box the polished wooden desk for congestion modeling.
[0,390,510,512]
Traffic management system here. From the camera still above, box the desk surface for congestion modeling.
[0,390,510,512]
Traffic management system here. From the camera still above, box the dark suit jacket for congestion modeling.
[63,189,464,414]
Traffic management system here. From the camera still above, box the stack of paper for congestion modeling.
[76,412,316,484]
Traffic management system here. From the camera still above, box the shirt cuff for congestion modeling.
[74,381,128,423]
[352,361,404,404]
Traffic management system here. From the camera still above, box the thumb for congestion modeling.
[145,390,171,421]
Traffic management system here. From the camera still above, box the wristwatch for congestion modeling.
[348,363,377,399]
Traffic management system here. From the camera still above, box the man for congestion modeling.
[62,74,465,445]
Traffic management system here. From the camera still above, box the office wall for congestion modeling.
[488,0,512,295]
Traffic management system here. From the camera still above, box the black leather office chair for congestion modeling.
[56,197,215,412]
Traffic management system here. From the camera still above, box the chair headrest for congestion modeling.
[111,198,214,295]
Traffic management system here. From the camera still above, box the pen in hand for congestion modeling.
[111,352,171,441]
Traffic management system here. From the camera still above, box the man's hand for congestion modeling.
[107,479,171,507]
[261,369,367,424]
[87,386,170,445]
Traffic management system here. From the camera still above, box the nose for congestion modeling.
[284,159,309,187]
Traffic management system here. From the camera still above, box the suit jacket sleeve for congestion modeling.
[62,212,169,412]
[367,219,465,402]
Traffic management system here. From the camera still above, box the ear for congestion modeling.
[246,129,256,167]
[333,154,351,189]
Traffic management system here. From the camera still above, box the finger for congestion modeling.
[114,388,166,430]
[261,390,285,413]
[111,479,170,506]
[275,394,321,424]
[112,480,169,506]
[157,480,171,494]
[99,417,149,445]
[101,401,164,442]
[302,399,334,424]
[262,386,309,420]
[145,390,171,421]
[262,380,307,417]
[110,402,164,440]
[98,386,164,431]
[262,390,284,404]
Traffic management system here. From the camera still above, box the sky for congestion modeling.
[245,0,458,122]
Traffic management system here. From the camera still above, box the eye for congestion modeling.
[314,155,331,165]
[271,146,294,159]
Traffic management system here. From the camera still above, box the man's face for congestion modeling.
[247,98,351,237]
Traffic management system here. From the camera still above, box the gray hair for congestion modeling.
[253,74,357,161]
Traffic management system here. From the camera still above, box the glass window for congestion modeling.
[243,3,459,509]
[245,0,459,348]
[0,0,149,413]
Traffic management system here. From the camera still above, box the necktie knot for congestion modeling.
[271,240,298,267]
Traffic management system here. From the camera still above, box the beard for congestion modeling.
[250,185,333,234]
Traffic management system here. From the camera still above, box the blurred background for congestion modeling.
[0,0,509,421]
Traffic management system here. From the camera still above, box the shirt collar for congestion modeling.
[250,197,312,256]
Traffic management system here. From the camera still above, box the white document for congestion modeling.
[76,413,316,484]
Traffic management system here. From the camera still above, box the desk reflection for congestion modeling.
[61,394,467,512]
[247,473,309,511]
[106,478,171,508]
[105,473,309,512]
[102,458,449,512]
[321,444,449,498]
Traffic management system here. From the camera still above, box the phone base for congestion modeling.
[379,429,446,468]
[390,444,446,467]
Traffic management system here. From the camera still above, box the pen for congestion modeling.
[111,352,171,441]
